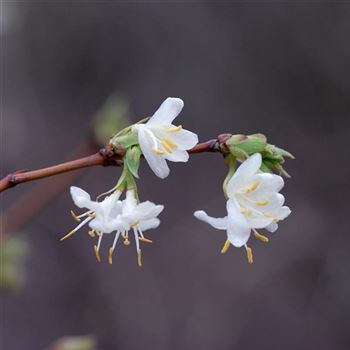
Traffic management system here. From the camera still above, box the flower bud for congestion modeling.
[226,133,267,159]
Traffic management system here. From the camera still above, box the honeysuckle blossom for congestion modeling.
[132,97,198,179]
[62,186,163,266]
[194,153,291,263]
[113,190,164,266]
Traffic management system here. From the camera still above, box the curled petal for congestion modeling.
[147,97,184,126]
[194,210,227,230]
[70,186,91,208]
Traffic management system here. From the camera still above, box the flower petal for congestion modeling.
[265,221,278,232]
[253,173,284,194]
[138,125,170,178]
[271,206,291,220]
[139,218,160,231]
[136,202,164,220]
[226,199,251,247]
[147,97,184,126]
[164,149,189,162]
[227,153,262,196]
[70,186,91,208]
[194,210,227,230]
[166,129,198,150]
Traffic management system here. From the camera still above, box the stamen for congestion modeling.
[167,125,182,132]
[123,238,130,246]
[221,240,231,254]
[243,181,260,194]
[161,140,173,153]
[245,245,253,264]
[94,245,101,263]
[163,138,178,149]
[88,230,96,238]
[108,247,114,265]
[60,216,92,241]
[139,237,153,244]
[137,250,142,267]
[60,229,76,241]
[70,210,81,222]
[240,208,252,216]
[131,220,140,227]
[255,199,269,206]
[253,229,269,243]
[264,212,280,222]
[152,147,165,155]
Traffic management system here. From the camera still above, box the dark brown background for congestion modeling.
[2,2,350,350]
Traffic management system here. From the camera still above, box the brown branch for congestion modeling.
[0,135,231,194]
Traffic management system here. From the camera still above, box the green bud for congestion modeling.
[226,133,267,160]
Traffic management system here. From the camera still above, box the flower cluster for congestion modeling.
[63,187,164,266]
[194,153,291,263]
[62,97,292,266]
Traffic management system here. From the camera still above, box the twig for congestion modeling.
[1,141,97,234]
[0,135,231,193]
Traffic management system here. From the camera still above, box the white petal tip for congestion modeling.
[194,210,206,220]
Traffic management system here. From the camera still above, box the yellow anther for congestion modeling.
[152,147,165,155]
[167,125,182,132]
[60,229,76,241]
[243,181,260,194]
[70,210,81,222]
[88,230,96,238]
[240,208,252,216]
[139,237,153,244]
[221,240,231,254]
[108,247,114,265]
[163,138,178,149]
[95,231,102,237]
[253,230,269,243]
[94,245,101,263]
[255,199,269,206]
[246,246,253,264]
[88,213,96,218]
[264,212,280,222]
[123,238,130,246]
[137,250,142,267]
[161,140,173,153]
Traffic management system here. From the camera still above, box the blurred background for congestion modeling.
[1,2,350,350]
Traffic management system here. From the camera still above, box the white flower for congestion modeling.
[132,97,198,179]
[194,153,291,263]
[63,187,163,266]
[111,190,164,266]
[61,187,125,259]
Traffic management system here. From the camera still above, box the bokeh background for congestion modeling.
[2,2,350,350]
